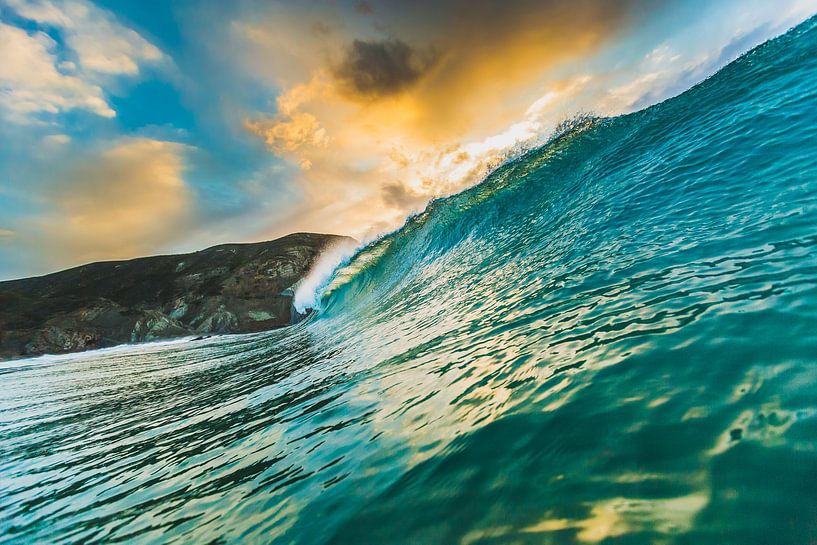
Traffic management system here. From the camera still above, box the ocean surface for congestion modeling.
[3,16,817,545]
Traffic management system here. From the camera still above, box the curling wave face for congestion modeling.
[3,16,817,545]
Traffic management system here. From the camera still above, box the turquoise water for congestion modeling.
[3,16,817,545]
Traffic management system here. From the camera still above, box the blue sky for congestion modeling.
[1,0,815,279]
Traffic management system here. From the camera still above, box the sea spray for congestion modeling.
[293,237,360,313]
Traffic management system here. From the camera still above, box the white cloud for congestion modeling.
[5,0,164,75]
[0,22,114,120]
[0,0,164,122]
[600,1,817,114]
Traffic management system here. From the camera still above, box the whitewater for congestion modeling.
[2,15,817,545]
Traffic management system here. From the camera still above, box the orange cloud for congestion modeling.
[235,0,645,240]
[28,138,194,268]
[245,112,328,155]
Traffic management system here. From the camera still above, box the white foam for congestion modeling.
[294,238,360,312]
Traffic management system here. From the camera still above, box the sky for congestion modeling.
[0,0,815,279]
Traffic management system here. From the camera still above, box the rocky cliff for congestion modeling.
[0,233,353,359]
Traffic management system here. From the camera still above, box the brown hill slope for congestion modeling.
[0,232,353,359]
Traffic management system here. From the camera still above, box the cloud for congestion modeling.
[26,138,194,268]
[360,0,639,141]
[333,39,438,99]
[5,0,164,76]
[381,181,429,212]
[233,0,646,241]
[599,10,814,115]
[245,112,329,155]
[0,22,115,120]
[0,0,165,123]
[354,2,373,15]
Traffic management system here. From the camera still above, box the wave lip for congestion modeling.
[293,237,360,313]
